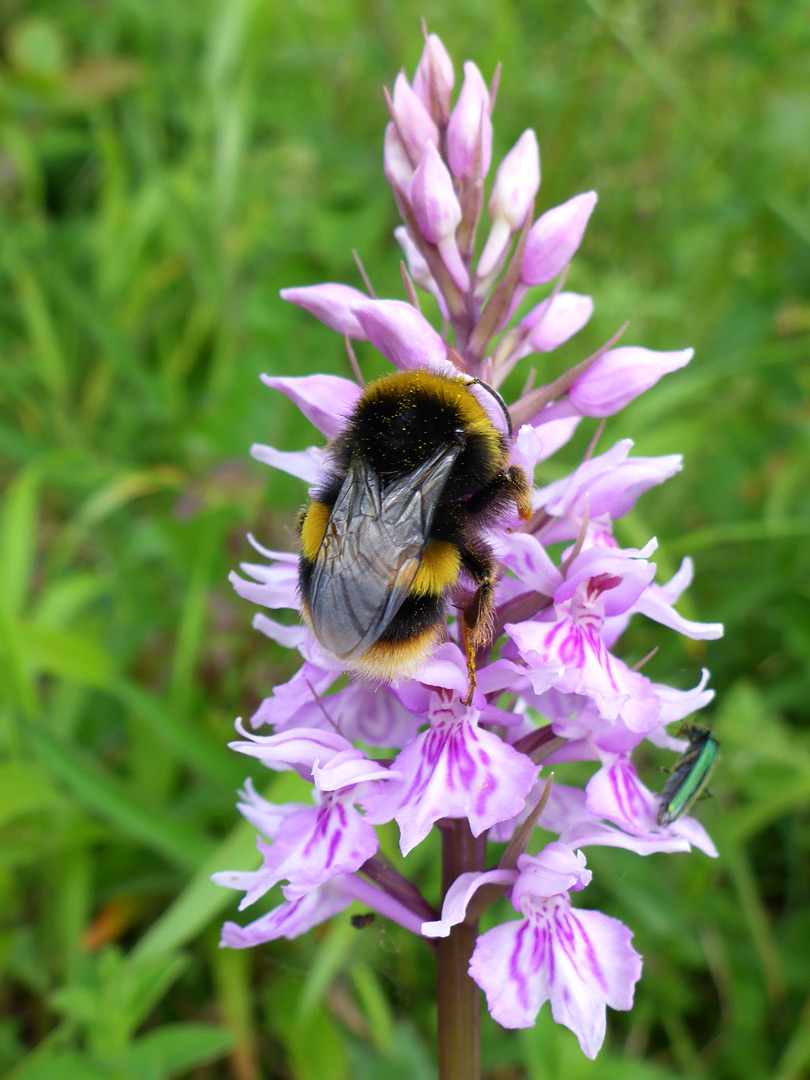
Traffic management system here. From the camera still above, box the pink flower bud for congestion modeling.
[394,226,450,318]
[411,142,462,243]
[383,122,414,197]
[391,72,439,163]
[568,346,694,417]
[351,298,455,374]
[477,130,541,278]
[410,143,469,290]
[518,292,593,354]
[413,33,454,123]
[447,61,492,181]
[520,191,598,286]
[394,225,433,289]
[279,283,368,338]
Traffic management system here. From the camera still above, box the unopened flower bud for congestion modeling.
[391,72,439,163]
[394,226,449,318]
[384,122,414,198]
[521,191,598,286]
[518,292,593,355]
[447,61,492,181]
[477,130,541,278]
[394,226,433,290]
[351,298,454,374]
[280,283,368,338]
[411,142,469,290]
[413,33,454,124]
[568,346,693,417]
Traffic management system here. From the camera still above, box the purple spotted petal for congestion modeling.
[272,797,380,898]
[537,783,690,855]
[585,753,661,835]
[303,680,422,748]
[249,662,337,730]
[372,691,538,854]
[555,544,657,616]
[219,877,353,948]
[470,892,642,1056]
[422,869,517,938]
[506,615,661,733]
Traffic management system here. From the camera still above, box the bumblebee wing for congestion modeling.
[308,442,461,662]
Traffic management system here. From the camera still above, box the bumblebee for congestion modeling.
[297,369,532,699]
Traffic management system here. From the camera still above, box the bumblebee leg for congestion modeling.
[465,465,532,521]
[458,545,496,706]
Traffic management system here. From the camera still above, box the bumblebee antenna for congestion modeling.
[466,377,513,438]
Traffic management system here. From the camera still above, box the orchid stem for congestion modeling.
[436,820,482,1080]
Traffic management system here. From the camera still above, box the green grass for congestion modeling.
[1,1,809,1077]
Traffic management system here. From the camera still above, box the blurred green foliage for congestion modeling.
[1,0,809,1077]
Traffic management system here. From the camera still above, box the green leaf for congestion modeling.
[0,466,41,617]
[0,762,60,827]
[124,1023,233,1080]
[32,573,109,630]
[26,724,213,871]
[268,973,348,1080]
[18,624,117,690]
[350,962,394,1053]
[5,1050,111,1080]
[129,817,257,965]
[113,679,245,791]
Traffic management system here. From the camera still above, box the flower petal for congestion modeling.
[351,298,454,374]
[520,192,597,286]
[260,373,363,438]
[279,285,369,340]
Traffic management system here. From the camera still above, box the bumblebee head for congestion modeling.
[339,370,504,489]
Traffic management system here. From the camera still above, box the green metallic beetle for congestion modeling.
[657,724,719,826]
